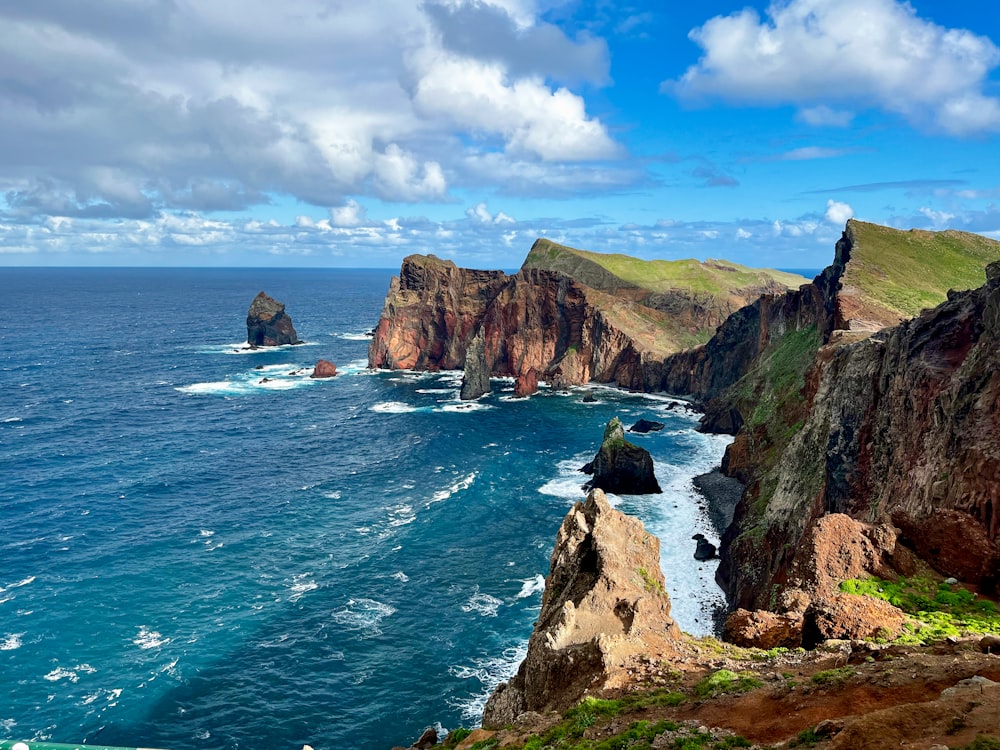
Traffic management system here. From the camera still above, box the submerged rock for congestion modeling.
[628,418,665,434]
[482,489,680,727]
[581,417,661,495]
[246,291,302,347]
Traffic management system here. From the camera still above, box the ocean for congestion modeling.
[0,268,731,750]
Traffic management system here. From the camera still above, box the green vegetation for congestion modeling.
[693,670,764,698]
[442,727,473,747]
[839,576,1000,644]
[957,736,1000,750]
[845,220,1000,319]
[637,567,664,594]
[811,667,855,686]
[524,239,807,296]
[469,738,500,750]
[787,728,822,747]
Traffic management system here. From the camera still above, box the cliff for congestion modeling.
[481,489,680,728]
[368,241,807,395]
[680,221,1000,623]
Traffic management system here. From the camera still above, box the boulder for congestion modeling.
[802,593,907,647]
[514,368,539,397]
[310,359,337,378]
[581,418,661,495]
[246,291,302,346]
[482,489,680,727]
[628,418,665,434]
[694,537,717,561]
[723,608,803,649]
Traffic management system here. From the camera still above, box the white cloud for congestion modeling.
[467,202,517,225]
[412,50,619,161]
[918,207,956,226]
[667,0,1000,135]
[330,200,368,227]
[0,1,625,222]
[825,199,855,225]
[796,105,855,128]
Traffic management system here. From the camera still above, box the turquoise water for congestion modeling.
[0,268,729,750]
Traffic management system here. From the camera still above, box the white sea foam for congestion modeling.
[439,401,493,413]
[392,571,410,582]
[44,667,80,683]
[331,598,396,638]
[370,401,420,414]
[515,575,546,600]
[386,503,416,527]
[461,591,504,617]
[427,472,476,506]
[2,417,22,423]
[199,529,214,537]
[199,341,318,355]
[415,388,454,394]
[0,576,35,595]
[288,573,318,602]
[0,633,23,650]
[449,640,529,723]
[537,453,590,501]
[334,332,372,341]
[323,490,343,500]
[134,626,170,650]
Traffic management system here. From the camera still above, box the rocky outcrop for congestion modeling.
[310,359,337,378]
[368,254,509,371]
[482,489,680,728]
[629,419,665,434]
[459,327,490,400]
[514,368,539,397]
[581,418,661,495]
[246,291,302,346]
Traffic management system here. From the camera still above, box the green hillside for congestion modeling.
[845,220,1000,318]
[523,238,809,295]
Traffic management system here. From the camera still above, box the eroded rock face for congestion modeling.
[514,368,539,397]
[247,291,302,346]
[723,609,802,649]
[482,489,680,728]
[582,418,661,495]
[459,327,491,400]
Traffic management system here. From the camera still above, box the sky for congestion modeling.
[2,0,999,269]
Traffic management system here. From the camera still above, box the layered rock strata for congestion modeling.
[247,291,302,346]
[482,489,680,728]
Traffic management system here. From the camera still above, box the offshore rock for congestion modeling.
[482,489,680,727]
[246,291,302,346]
[514,368,539,397]
[629,419,665,434]
[582,418,661,495]
[309,359,337,378]
[460,327,491,400]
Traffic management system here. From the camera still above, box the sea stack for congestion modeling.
[246,291,302,347]
[581,417,662,494]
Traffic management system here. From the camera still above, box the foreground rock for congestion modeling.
[482,489,680,727]
[581,417,661,495]
[309,359,337,378]
[246,291,302,346]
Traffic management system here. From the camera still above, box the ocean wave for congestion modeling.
[176,365,318,396]
[428,472,476,506]
[439,401,493,413]
[392,571,409,583]
[197,341,317,355]
[134,626,170,650]
[461,591,504,617]
[0,633,23,650]
[0,575,35,595]
[43,664,95,683]
[288,573,318,602]
[370,401,421,414]
[448,640,528,723]
[331,598,396,638]
[323,490,343,500]
[515,575,546,600]
[415,388,455,394]
[2,416,22,423]
[386,503,416,527]
[537,453,590,501]
[332,332,372,341]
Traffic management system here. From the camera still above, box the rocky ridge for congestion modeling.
[368,241,807,397]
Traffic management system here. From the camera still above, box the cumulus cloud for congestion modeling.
[0,0,624,222]
[824,199,854,225]
[666,0,1000,135]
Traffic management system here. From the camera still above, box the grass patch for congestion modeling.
[788,728,822,747]
[443,727,473,747]
[693,670,764,698]
[839,576,1000,644]
[811,667,855,686]
[469,739,500,750]
[957,737,1000,750]
[638,567,664,594]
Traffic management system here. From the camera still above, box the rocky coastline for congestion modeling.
[383,222,1000,750]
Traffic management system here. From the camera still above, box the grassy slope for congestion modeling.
[523,238,808,295]
[846,220,1000,317]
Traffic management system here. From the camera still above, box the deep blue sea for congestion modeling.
[0,268,731,750]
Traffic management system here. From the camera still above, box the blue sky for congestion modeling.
[1,0,999,269]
